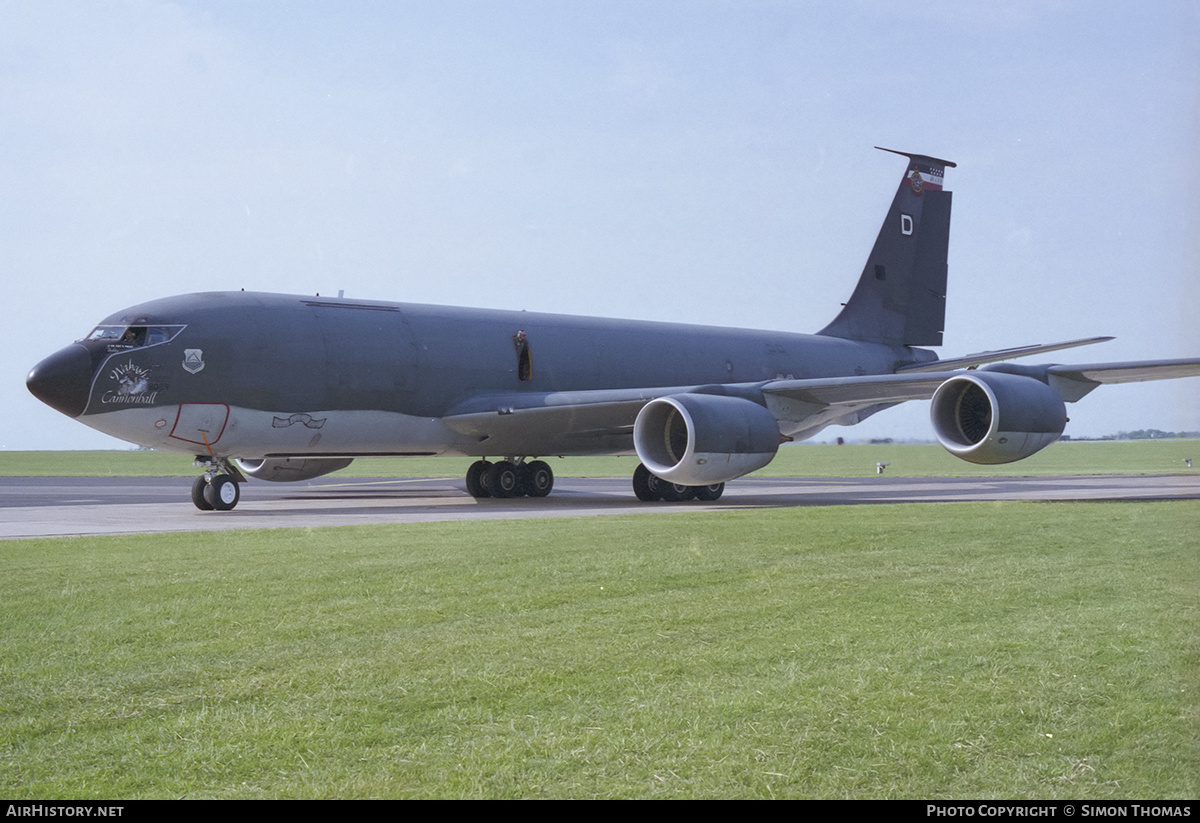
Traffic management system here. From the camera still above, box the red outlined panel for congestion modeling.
[168,403,230,451]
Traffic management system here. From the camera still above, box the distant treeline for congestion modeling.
[1100,430,1200,441]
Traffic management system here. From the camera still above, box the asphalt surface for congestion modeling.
[2,474,1198,539]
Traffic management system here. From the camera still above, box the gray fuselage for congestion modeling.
[54,291,925,459]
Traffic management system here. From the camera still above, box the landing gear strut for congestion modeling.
[633,463,724,503]
[465,459,555,499]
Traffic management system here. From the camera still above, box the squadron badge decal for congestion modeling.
[182,349,205,374]
[908,165,924,195]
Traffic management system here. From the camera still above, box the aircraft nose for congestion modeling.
[27,344,94,418]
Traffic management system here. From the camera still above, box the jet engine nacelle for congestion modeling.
[931,372,1066,465]
[235,457,354,482]
[634,393,781,485]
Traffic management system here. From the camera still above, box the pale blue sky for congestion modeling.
[4,0,1198,449]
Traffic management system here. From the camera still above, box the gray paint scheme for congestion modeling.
[86,292,911,419]
[819,151,954,347]
[69,292,917,458]
[26,149,1200,480]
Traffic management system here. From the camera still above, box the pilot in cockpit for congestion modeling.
[120,327,146,346]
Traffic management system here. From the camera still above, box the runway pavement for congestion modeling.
[2,473,1198,539]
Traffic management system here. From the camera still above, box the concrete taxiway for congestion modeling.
[2,474,1198,539]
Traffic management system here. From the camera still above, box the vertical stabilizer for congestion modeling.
[818,148,955,347]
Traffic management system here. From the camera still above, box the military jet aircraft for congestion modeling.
[27,148,1200,511]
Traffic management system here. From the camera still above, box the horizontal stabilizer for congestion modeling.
[874,147,957,188]
[896,336,1115,373]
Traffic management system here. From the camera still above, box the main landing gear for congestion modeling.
[632,463,724,503]
[465,459,554,499]
[191,458,243,511]
[463,459,724,503]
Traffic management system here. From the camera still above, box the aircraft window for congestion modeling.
[85,324,185,347]
[122,327,148,346]
[145,326,174,345]
[513,330,532,382]
[87,326,125,341]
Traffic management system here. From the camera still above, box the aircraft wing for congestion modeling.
[440,373,967,454]
[1046,358,1200,383]
[1044,358,1200,401]
[444,371,960,432]
[761,357,1200,411]
[441,386,699,454]
[759,372,956,406]
[442,355,1200,454]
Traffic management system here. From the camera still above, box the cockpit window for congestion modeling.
[85,324,185,348]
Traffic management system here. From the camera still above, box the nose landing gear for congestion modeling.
[191,458,243,511]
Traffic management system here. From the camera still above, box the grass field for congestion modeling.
[2,501,1197,798]
[2,438,1198,478]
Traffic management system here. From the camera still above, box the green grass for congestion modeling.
[2,502,1196,798]
[2,438,1198,478]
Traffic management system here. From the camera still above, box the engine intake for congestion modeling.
[235,457,354,482]
[931,372,1066,464]
[634,393,781,485]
